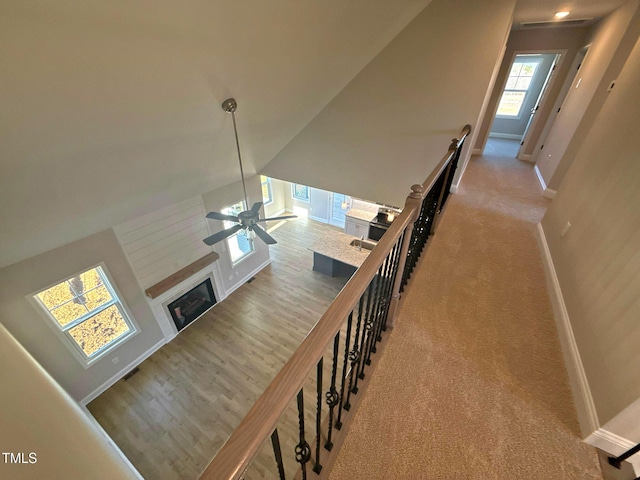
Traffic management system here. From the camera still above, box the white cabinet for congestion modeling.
[345,217,370,239]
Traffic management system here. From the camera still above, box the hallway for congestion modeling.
[329,139,603,479]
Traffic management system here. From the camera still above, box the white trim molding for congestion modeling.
[534,165,557,199]
[534,164,547,190]
[80,337,166,406]
[542,188,556,199]
[488,132,522,140]
[222,257,272,298]
[587,429,640,474]
[518,153,532,162]
[535,223,600,436]
[472,148,483,155]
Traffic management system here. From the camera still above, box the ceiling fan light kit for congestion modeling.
[202,98,297,247]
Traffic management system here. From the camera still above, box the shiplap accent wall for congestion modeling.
[114,197,212,290]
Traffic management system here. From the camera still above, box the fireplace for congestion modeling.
[167,278,217,332]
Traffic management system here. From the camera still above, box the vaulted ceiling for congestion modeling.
[0,0,630,267]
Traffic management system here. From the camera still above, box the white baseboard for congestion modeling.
[518,153,533,162]
[535,223,600,436]
[543,188,557,199]
[587,429,640,474]
[309,215,329,224]
[80,337,166,406]
[472,148,483,155]
[223,257,272,298]
[488,132,522,140]
[450,184,459,194]
[534,164,547,190]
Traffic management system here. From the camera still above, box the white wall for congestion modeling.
[536,0,640,190]
[540,24,640,436]
[0,323,139,479]
[263,0,516,209]
[114,197,212,290]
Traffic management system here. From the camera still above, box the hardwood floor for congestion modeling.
[88,217,350,479]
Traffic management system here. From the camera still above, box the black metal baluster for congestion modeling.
[382,236,403,332]
[376,243,397,339]
[362,273,381,368]
[359,277,377,374]
[374,251,393,343]
[335,312,353,429]
[324,333,340,451]
[366,266,384,361]
[295,390,311,480]
[313,359,323,474]
[356,281,375,383]
[344,295,365,410]
[271,429,286,480]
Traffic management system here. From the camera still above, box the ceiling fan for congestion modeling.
[203,98,296,247]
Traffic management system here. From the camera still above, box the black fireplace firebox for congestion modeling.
[167,278,217,332]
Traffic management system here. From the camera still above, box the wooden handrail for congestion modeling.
[200,125,471,479]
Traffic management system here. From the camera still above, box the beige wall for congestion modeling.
[0,323,138,479]
[475,26,590,155]
[0,229,165,402]
[263,0,515,208]
[537,0,640,190]
[541,28,640,433]
[264,177,288,218]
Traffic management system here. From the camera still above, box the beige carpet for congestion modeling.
[329,142,603,479]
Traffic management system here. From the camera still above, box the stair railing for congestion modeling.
[200,124,471,480]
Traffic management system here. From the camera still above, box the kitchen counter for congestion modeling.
[308,230,371,277]
[345,208,377,222]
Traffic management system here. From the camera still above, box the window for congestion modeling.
[261,175,273,205]
[292,183,310,202]
[33,266,136,365]
[496,59,540,117]
[222,201,255,264]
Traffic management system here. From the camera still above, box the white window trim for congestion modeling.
[496,58,543,120]
[222,200,256,266]
[261,176,274,206]
[28,262,139,368]
[291,183,310,202]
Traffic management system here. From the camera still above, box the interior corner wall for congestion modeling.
[546,0,640,190]
[0,229,165,402]
[0,323,138,479]
[262,0,515,209]
[264,177,288,217]
[201,174,271,295]
[540,28,640,434]
[474,26,590,155]
[534,0,640,192]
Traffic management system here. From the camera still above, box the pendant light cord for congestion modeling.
[230,111,249,209]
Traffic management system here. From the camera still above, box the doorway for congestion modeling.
[486,52,562,159]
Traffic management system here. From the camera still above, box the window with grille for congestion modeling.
[496,59,541,117]
[33,265,136,365]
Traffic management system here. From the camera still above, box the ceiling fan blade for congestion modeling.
[249,202,263,214]
[203,224,243,246]
[251,224,277,245]
[206,211,240,222]
[255,215,298,222]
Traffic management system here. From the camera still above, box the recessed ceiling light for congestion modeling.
[555,11,570,18]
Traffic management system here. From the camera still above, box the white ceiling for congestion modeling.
[0,0,630,267]
[513,0,629,26]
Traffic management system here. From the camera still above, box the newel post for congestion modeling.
[387,184,424,328]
